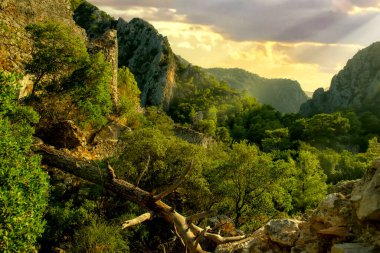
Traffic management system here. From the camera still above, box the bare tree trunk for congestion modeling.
[33,141,245,253]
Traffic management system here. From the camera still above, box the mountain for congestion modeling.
[300,42,380,116]
[74,2,176,108]
[206,68,309,113]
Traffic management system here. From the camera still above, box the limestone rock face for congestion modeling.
[300,42,380,116]
[0,0,85,72]
[117,18,176,108]
[265,219,300,246]
[87,29,119,107]
[351,159,380,221]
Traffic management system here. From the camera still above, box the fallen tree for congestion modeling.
[32,139,245,253]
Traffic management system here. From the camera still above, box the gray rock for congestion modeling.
[265,219,300,247]
[331,243,375,253]
[93,122,130,144]
[351,159,380,221]
[300,42,380,116]
[117,18,176,108]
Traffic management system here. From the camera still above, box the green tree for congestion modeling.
[118,66,141,122]
[213,142,292,229]
[25,21,89,95]
[0,70,49,251]
[292,146,327,212]
[76,53,112,128]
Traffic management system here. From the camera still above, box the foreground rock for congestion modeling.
[216,159,380,252]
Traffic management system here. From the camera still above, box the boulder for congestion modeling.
[351,159,380,221]
[331,243,375,253]
[92,122,130,144]
[265,219,300,247]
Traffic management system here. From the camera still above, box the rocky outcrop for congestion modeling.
[0,0,85,73]
[351,160,380,221]
[117,18,176,108]
[206,68,309,113]
[216,159,380,253]
[300,42,380,116]
[173,125,214,147]
[87,30,119,107]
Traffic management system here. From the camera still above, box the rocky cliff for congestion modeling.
[0,0,85,73]
[216,159,380,253]
[206,68,309,114]
[73,2,176,108]
[300,42,380,116]
[117,18,176,108]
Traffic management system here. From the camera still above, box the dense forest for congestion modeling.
[1,0,380,252]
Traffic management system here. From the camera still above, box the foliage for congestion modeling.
[291,145,327,212]
[70,0,84,11]
[75,53,113,128]
[117,66,141,125]
[73,1,116,39]
[72,219,129,253]
[0,70,49,251]
[111,128,212,212]
[25,21,89,94]
[210,141,294,230]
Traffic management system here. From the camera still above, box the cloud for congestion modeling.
[89,0,380,45]
[87,0,379,91]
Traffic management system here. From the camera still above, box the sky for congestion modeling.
[88,0,380,92]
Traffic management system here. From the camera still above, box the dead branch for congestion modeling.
[122,212,154,229]
[32,142,245,253]
[153,160,193,201]
[190,224,246,244]
[107,162,117,179]
[136,155,150,186]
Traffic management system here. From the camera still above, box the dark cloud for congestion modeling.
[88,0,380,45]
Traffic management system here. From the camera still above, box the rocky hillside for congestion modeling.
[206,68,309,113]
[117,18,176,108]
[73,2,176,108]
[0,0,85,73]
[300,42,380,116]
[216,159,380,253]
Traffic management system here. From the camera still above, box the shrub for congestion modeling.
[0,70,49,251]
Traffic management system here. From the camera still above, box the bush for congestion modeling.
[0,70,49,251]
[73,219,129,253]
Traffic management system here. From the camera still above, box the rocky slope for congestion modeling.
[0,0,85,73]
[300,42,380,116]
[117,18,176,108]
[206,68,309,113]
[73,2,176,108]
[216,159,380,253]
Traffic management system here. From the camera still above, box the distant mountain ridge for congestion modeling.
[300,42,380,116]
[206,68,309,113]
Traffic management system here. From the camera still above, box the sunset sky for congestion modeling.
[88,0,380,92]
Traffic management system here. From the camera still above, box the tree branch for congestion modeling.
[122,212,154,229]
[136,155,150,186]
[153,160,193,201]
[32,142,245,252]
